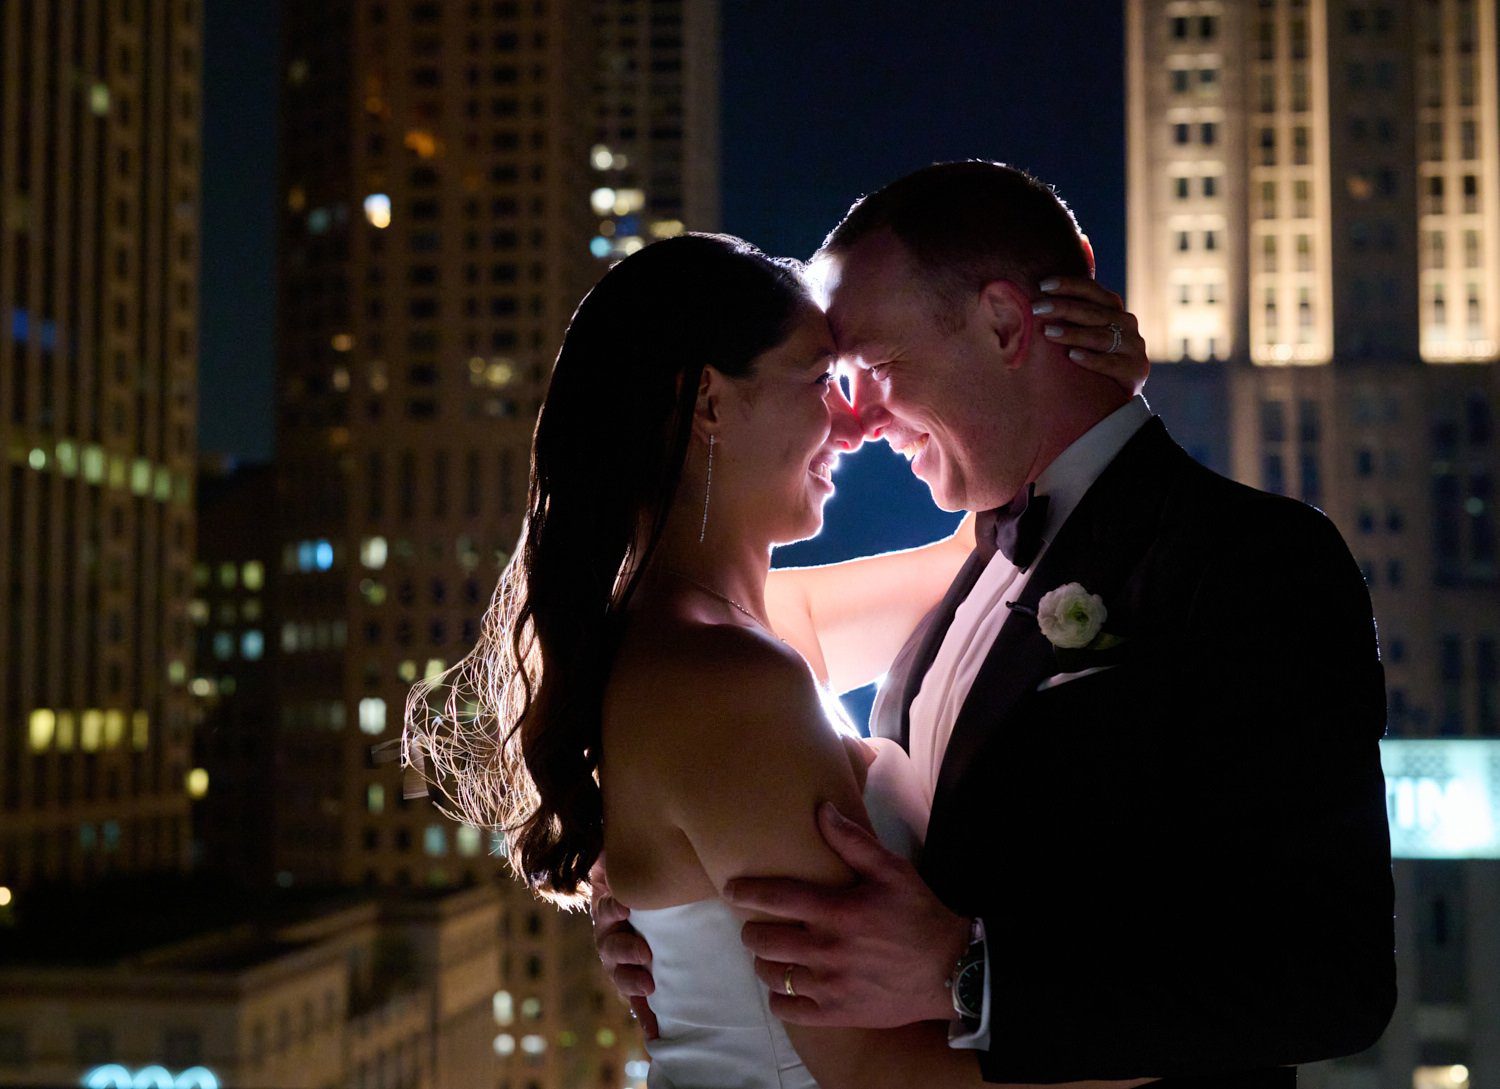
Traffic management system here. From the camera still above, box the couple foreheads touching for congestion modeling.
[403,160,1396,1089]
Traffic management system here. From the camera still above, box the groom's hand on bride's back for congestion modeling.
[589,856,660,1040]
[726,803,969,1028]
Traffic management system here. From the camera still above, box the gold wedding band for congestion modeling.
[783,964,797,998]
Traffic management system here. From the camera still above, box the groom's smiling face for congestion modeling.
[821,229,1036,513]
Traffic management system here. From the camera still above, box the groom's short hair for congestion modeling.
[818,161,1093,328]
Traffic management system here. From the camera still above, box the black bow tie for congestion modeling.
[975,483,1050,570]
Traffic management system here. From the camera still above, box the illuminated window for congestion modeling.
[359,698,386,736]
[493,1034,515,1056]
[242,561,265,590]
[186,768,210,799]
[241,630,265,660]
[457,825,482,856]
[103,710,125,748]
[28,709,55,752]
[1414,1065,1471,1089]
[364,193,392,228]
[59,712,77,751]
[81,710,104,752]
[213,632,234,660]
[367,784,385,814]
[360,536,388,570]
[424,825,447,856]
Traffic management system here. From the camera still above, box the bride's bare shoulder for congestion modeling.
[607,620,820,747]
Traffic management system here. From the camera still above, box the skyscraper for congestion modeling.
[1128,0,1499,367]
[1128,2,1500,1081]
[275,3,717,1082]
[0,0,201,890]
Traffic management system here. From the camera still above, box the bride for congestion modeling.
[404,233,1149,1088]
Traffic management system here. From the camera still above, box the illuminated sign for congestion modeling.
[82,1066,219,1089]
[1382,740,1500,859]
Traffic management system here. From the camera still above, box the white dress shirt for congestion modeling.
[913,395,1153,1049]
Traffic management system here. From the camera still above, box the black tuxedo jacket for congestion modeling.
[870,418,1395,1085]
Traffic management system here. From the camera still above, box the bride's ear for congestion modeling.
[691,366,725,442]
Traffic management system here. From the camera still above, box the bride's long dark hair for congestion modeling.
[403,234,811,906]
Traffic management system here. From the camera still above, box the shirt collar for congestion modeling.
[1032,395,1153,542]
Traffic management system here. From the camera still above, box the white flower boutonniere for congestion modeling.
[1036,583,1112,650]
[1038,588,1128,657]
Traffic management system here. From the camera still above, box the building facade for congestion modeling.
[1129,1,1500,1083]
[0,885,505,1089]
[0,0,201,889]
[274,0,718,891]
[271,4,714,1083]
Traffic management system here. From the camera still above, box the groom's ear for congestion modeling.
[976,280,1033,371]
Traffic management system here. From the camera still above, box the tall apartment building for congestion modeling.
[1128,0,1499,366]
[276,0,717,888]
[0,1,201,890]
[1128,2,1500,1082]
[274,4,714,1083]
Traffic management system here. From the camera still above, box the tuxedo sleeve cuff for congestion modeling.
[947,917,993,1051]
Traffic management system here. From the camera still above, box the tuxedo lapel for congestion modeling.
[927,419,1187,838]
[870,549,989,746]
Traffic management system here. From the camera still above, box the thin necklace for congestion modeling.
[663,568,772,631]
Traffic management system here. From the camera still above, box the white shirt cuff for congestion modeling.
[946,917,992,1051]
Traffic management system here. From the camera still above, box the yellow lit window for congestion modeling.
[403,129,440,158]
[1415,1067,1470,1089]
[57,711,76,751]
[80,710,104,752]
[28,709,55,752]
[186,768,210,799]
[131,711,149,750]
[242,561,265,591]
[103,710,125,748]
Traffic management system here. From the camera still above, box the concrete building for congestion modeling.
[0,0,201,889]
[273,0,719,890]
[270,4,712,1082]
[1128,1,1500,1083]
[0,882,505,1089]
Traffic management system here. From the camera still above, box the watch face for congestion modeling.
[956,957,985,1020]
[960,954,984,1026]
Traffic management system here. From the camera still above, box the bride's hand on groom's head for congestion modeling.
[726,804,969,1029]
[589,855,660,1040]
[1034,276,1150,396]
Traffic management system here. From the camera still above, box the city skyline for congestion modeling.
[199,0,1131,463]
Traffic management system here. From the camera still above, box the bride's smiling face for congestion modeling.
[710,305,862,545]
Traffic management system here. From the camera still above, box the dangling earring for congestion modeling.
[698,434,715,544]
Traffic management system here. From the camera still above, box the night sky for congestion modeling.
[199,0,1126,558]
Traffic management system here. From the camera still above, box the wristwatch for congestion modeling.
[949,917,986,1026]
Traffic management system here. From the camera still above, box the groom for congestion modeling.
[607,162,1396,1084]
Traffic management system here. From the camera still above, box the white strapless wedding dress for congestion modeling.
[630,737,931,1089]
